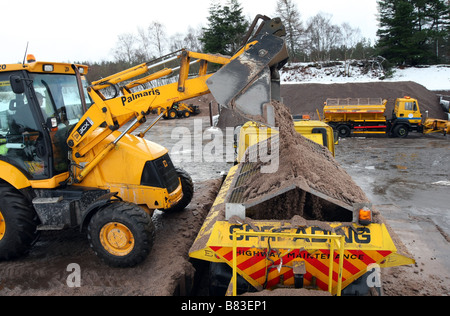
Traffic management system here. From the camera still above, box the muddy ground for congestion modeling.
[335,134,450,296]
[0,82,449,296]
[0,177,222,296]
[0,117,230,296]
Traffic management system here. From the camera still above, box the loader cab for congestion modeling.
[394,97,422,124]
[0,61,91,181]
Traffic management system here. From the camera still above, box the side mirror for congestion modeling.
[9,75,25,94]
[46,117,58,130]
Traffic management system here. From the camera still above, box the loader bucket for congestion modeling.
[206,19,289,126]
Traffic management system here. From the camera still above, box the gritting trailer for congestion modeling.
[235,119,336,161]
[189,56,416,296]
[189,128,415,296]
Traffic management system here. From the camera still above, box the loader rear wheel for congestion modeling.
[165,168,194,213]
[87,202,155,268]
[0,186,40,261]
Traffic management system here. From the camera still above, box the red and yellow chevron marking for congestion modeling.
[210,246,392,294]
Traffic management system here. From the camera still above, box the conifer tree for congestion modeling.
[201,0,249,55]
[376,0,450,65]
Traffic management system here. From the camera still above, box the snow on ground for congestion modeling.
[386,65,450,90]
[280,61,450,91]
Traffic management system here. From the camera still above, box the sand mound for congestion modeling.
[282,81,447,120]
[214,81,447,129]
[237,101,368,221]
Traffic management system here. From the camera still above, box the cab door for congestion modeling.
[0,71,52,179]
[396,98,422,124]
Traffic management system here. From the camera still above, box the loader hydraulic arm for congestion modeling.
[66,16,288,184]
[67,50,231,150]
[66,50,232,183]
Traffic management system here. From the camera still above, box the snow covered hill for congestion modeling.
[280,61,450,91]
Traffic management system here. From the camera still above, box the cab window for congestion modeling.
[0,73,47,178]
[30,73,89,174]
[404,101,418,112]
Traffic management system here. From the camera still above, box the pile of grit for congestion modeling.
[239,100,369,217]
[209,81,447,130]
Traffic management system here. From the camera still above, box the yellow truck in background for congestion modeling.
[320,97,450,138]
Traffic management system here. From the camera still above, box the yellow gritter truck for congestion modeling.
[320,97,449,138]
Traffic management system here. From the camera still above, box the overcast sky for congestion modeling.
[1,0,379,64]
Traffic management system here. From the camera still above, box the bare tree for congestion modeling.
[340,22,362,76]
[113,33,137,63]
[305,13,342,61]
[169,26,203,52]
[184,26,203,52]
[149,21,167,57]
[137,26,153,60]
[275,0,304,62]
[169,33,185,52]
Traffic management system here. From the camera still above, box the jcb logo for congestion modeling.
[77,117,93,137]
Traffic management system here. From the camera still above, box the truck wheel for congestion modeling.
[0,186,40,261]
[337,125,351,138]
[165,168,194,213]
[87,202,155,268]
[394,125,409,138]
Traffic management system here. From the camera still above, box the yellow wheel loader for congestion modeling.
[162,102,200,120]
[0,15,288,267]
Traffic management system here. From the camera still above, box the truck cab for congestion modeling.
[394,96,422,124]
[391,96,423,137]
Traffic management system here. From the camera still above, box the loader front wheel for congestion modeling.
[0,186,40,261]
[183,110,191,118]
[165,168,194,213]
[88,202,155,268]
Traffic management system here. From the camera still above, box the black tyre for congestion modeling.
[165,168,194,213]
[167,109,177,120]
[87,202,155,268]
[182,110,191,118]
[0,186,40,261]
[394,124,409,138]
[337,125,351,138]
